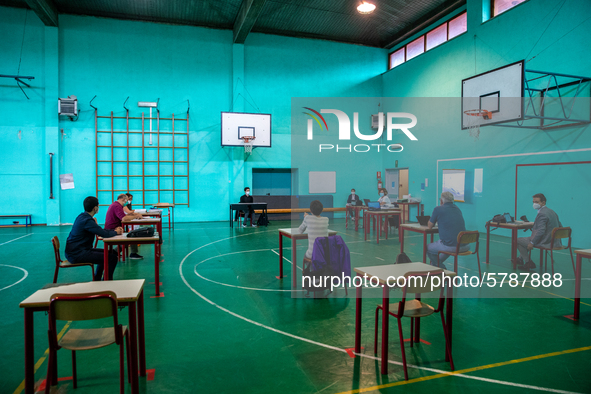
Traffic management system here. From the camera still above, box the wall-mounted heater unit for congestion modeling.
[58,95,78,116]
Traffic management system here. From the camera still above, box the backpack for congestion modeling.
[395,252,412,264]
[256,211,269,227]
[127,227,155,238]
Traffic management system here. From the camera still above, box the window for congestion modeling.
[389,47,405,69]
[388,11,467,70]
[493,0,527,17]
[406,36,424,60]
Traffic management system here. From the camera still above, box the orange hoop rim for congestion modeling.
[241,136,256,143]
[464,109,492,119]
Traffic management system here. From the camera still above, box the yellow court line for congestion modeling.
[335,345,591,394]
[12,322,71,394]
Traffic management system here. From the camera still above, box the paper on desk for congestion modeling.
[135,209,147,213]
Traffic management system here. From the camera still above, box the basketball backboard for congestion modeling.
[221,112,272,147]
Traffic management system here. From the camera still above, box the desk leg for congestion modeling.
[278,234,284,279]
[381,285,389,375]
[414,295,421,343]
[355,280,362,354]
[167,207,171,231]
[229,207,233,228]
[486,223,490,265]
[137,291,146,375]
[574,254,582,320]
[423,233,428,264]
[355,209,359,231]
[291,238,297,289]
[364,215,368,241]
[24,309,34,394]
[511,229,517,269]
[445,285,453,361]
[400,227,405,253]
[128,302,139,394]
[104,243,110,281]
[155,242,160,296]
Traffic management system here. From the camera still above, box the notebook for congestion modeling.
[416,215,431,226]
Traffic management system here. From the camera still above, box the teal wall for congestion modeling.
[381,0,591,247]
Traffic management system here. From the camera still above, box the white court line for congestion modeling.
[179,237,581,393]
[0,264,28,291]
[375,257,385,261]
[0,233,33,247]
[270,249,303,271]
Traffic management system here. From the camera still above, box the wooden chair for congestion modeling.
[51,236,94,283]
[535,227,575,275]
[45,291,131,394]
[437,231,481,278]
[374,270,454,380]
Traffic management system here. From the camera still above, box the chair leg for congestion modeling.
[374,306,380,354]
[550,250,555,276]
[44,349,53,394]
[539,249,544,272]
[397,317,409,380]
[119,340,125,394]
[476,250,482,280]
[72,350,77,388]
[53,267,59,284]
[410,318,414,348]
[440,311,455,371]
[126,332,132,383]
[454,255,458,274]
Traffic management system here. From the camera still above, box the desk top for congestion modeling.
[231,202,268,206]
[354,262,456,286]
[101,233,160,243]
[123,217,161,224]
[137,210,162,216]
[487,220,533,229]
[574,249,591,257]
[279,228,338,237]
[153,203,174,208]
[365,209,401,214]
[400,223,439,232]
[20,279,145,308]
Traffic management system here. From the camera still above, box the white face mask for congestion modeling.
[245,191,250,196]
[351,192,355,195]
[533,203,541,210]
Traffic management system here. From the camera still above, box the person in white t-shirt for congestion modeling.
[299,200,329,259]
[378,188,391,206]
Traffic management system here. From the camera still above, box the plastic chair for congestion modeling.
[52,236,94,283]
[45,291,131,394]
[535,227,575,275]
[374,270,454,380]
[437,231,481,278]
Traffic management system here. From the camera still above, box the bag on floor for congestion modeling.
[395,252,412,264]
[127,227,155,238]
[257,211,269,227]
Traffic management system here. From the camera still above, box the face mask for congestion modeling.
[351,192,355,195]
[379,193,384,197]
[246,192,250,196]
[533,203,541,210]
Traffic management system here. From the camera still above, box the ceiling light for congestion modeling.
[357,1,376,14]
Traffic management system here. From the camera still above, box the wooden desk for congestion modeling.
[20,280,146,394]
[102,233,162,295]
[485,220,533,268]
[363,209,401,244]
[278,228,337,289]
[153,203,174,230]
[353,263,456,375]
[346,205,367,231]
[574,249,591,320]
[399,223,439,264]
[396,201,421,223]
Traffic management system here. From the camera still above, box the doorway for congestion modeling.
[385,168,409,201]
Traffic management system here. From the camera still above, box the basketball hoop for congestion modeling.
[464,109,492,140]
[241,136,255,154]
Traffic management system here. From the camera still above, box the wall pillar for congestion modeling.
[44,25,60,225]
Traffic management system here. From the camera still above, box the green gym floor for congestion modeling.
[1,220,590,394]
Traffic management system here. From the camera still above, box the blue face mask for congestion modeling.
[379,193,384,197]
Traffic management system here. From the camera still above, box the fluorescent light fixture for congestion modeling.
[138,101,157,107]
[357,1,376,14]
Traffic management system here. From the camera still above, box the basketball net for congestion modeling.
[242,136,255,154]
[464,109,492,141]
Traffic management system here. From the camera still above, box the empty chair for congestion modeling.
[52,236,94,283]
[45,291,130,394]
[437,230,481,278]
[535,227,575,275]
[374,270,454,380]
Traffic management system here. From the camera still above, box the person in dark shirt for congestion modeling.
[426,191,469,269]
[240,187,256,227]
[65,196,123,281]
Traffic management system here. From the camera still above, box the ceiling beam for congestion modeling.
[233,0,266,44]
[24,0,58,27]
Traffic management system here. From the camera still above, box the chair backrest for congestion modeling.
[403,270,445,294]
[51,236,62,264]
[551,227,571,240]
[49,291,118,322]
[458,231,479,245]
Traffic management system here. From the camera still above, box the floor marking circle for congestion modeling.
[0,264,28,291]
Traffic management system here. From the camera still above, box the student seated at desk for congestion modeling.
[346,188,362,218]
[123,192,134,214]
[105,194,143,259]
[299,200,329,259]
[378,188,391,207]
[516,193,562,271]
[65,196,122,281]
[426,191,468,269]
[239,187,256,227]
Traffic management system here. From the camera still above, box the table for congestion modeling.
[102,233,162,295]
[20,279,146,394]
[574,249,591,320]
[396,201,421,223]
[229,203,268,228]
[399,223,439,264]
[139,210,162,219]
[485,220,533,268]
[0,214,32,227]
[353,263,456,375]
[278,228,337,289]
[346,205,367,231]
[363,209,401,244]
[153,203,174,230]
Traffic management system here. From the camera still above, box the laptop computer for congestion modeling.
[363,198,371,206]
[367,202,380,211]
[416,215,431,226]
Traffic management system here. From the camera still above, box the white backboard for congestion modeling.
[221,112,271,147]
[461,60,524,129]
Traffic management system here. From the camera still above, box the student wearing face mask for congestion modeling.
[239,187,256,227]
[346,188,362,218]
[377,188,391,207]
[516,193,562,271]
